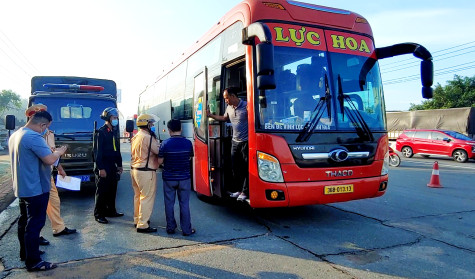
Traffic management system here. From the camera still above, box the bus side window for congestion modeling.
[209,78,221,116]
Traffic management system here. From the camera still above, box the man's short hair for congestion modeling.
[30,110,52,124]
[167,119,181,132]
[224,87,240,97]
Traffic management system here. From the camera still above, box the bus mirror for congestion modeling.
[256,43,274,75]
[257,75,276,90]
[125,120,134,133]
[422,86,433,99]
[421,60,433,99]
[256,43,276,90]
[421,60,433,87]
[5,115,15,130]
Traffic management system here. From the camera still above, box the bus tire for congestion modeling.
[196,192,222,205]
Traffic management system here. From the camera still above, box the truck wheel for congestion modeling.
[453,149,468,163]
[401,146,413,158]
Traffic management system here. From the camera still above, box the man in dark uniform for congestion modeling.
[94,107,124,224]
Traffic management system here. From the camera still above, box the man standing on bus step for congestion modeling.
[130,114,160,233]
[94,107,124,224]
[9,110,67,271]
[24,105,77,244]
[157,119,195,236]
[206,87,249,201]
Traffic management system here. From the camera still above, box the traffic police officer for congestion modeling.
[130,114,160,233]
[94,107,123,224]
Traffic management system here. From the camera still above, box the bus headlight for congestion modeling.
[381,151,389,176]
[257,151,284,183]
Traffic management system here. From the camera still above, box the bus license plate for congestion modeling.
[72,175,90,182]
[324,184,353,195]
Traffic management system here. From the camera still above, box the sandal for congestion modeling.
[27,261,57,272]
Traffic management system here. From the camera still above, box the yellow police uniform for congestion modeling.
[130,129,159,229]
[44,129,67,234]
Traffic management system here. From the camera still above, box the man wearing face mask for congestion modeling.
[23,105,76,248]
[130,114,160,233]
[94,107,123,224]
[9,110,67,271]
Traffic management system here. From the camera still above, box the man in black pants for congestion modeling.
[207,87,249,201]
[9,110,67,271]
[94,107,124,224]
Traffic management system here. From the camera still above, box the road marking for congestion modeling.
[403,160,475,170]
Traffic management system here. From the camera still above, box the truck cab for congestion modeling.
[29,76,118,183]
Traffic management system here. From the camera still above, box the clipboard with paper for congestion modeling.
[56,175,81,191]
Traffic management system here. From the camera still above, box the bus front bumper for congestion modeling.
[248,175,388,208]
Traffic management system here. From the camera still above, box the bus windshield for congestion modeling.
[32,97,116,135]
[258,46,386,133]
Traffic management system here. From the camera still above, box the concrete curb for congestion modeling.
[0,198,18,240]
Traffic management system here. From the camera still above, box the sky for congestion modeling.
[0,0,474,118]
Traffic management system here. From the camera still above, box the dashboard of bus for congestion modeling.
[257,47,386,135]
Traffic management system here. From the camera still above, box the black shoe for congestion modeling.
[137,227,157,233]
[166,229,176,235]
[95,217,109,224]
[134,220,150,228]
[39,236,50,246]
[106,212,124,217]
[53,227,77,237]
[182,229,196,236]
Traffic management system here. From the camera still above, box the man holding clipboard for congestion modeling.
[25,105,77,241]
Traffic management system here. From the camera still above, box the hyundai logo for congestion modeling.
[329,149,348,162]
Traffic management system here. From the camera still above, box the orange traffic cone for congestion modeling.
[427,161,443,188]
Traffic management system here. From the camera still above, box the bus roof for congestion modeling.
[31,76,117,98]
[148,0,371,88]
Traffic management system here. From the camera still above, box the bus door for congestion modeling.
[208,77,226,197]
[208,60,247,197]
[193,68,211,196]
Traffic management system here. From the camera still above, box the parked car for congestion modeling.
[395,129,475,163]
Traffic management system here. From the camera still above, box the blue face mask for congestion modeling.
[111,119,119,127]
[40,127,48,136]
[150,126,156,133]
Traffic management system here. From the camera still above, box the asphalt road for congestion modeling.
[0,144,473,278]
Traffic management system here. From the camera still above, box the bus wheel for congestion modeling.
[196,192,223,205]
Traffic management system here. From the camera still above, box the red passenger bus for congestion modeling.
[137,0,433,207]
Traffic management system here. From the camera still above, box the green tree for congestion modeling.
[409,75,475,110]
[0,89,22,117]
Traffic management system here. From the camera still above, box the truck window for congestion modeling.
[61,105,92,119]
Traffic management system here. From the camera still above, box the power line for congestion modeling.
[383,65,475,85]
[0,29,39,74]
[381,46,475,74]
[0,45,32,77]
[384,62,475,83]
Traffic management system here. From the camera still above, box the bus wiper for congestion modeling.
[343,95,374,141]
[54,134,75,140]
[296,74,331,142]
[336,74,373,141]
[337,75,345,121]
